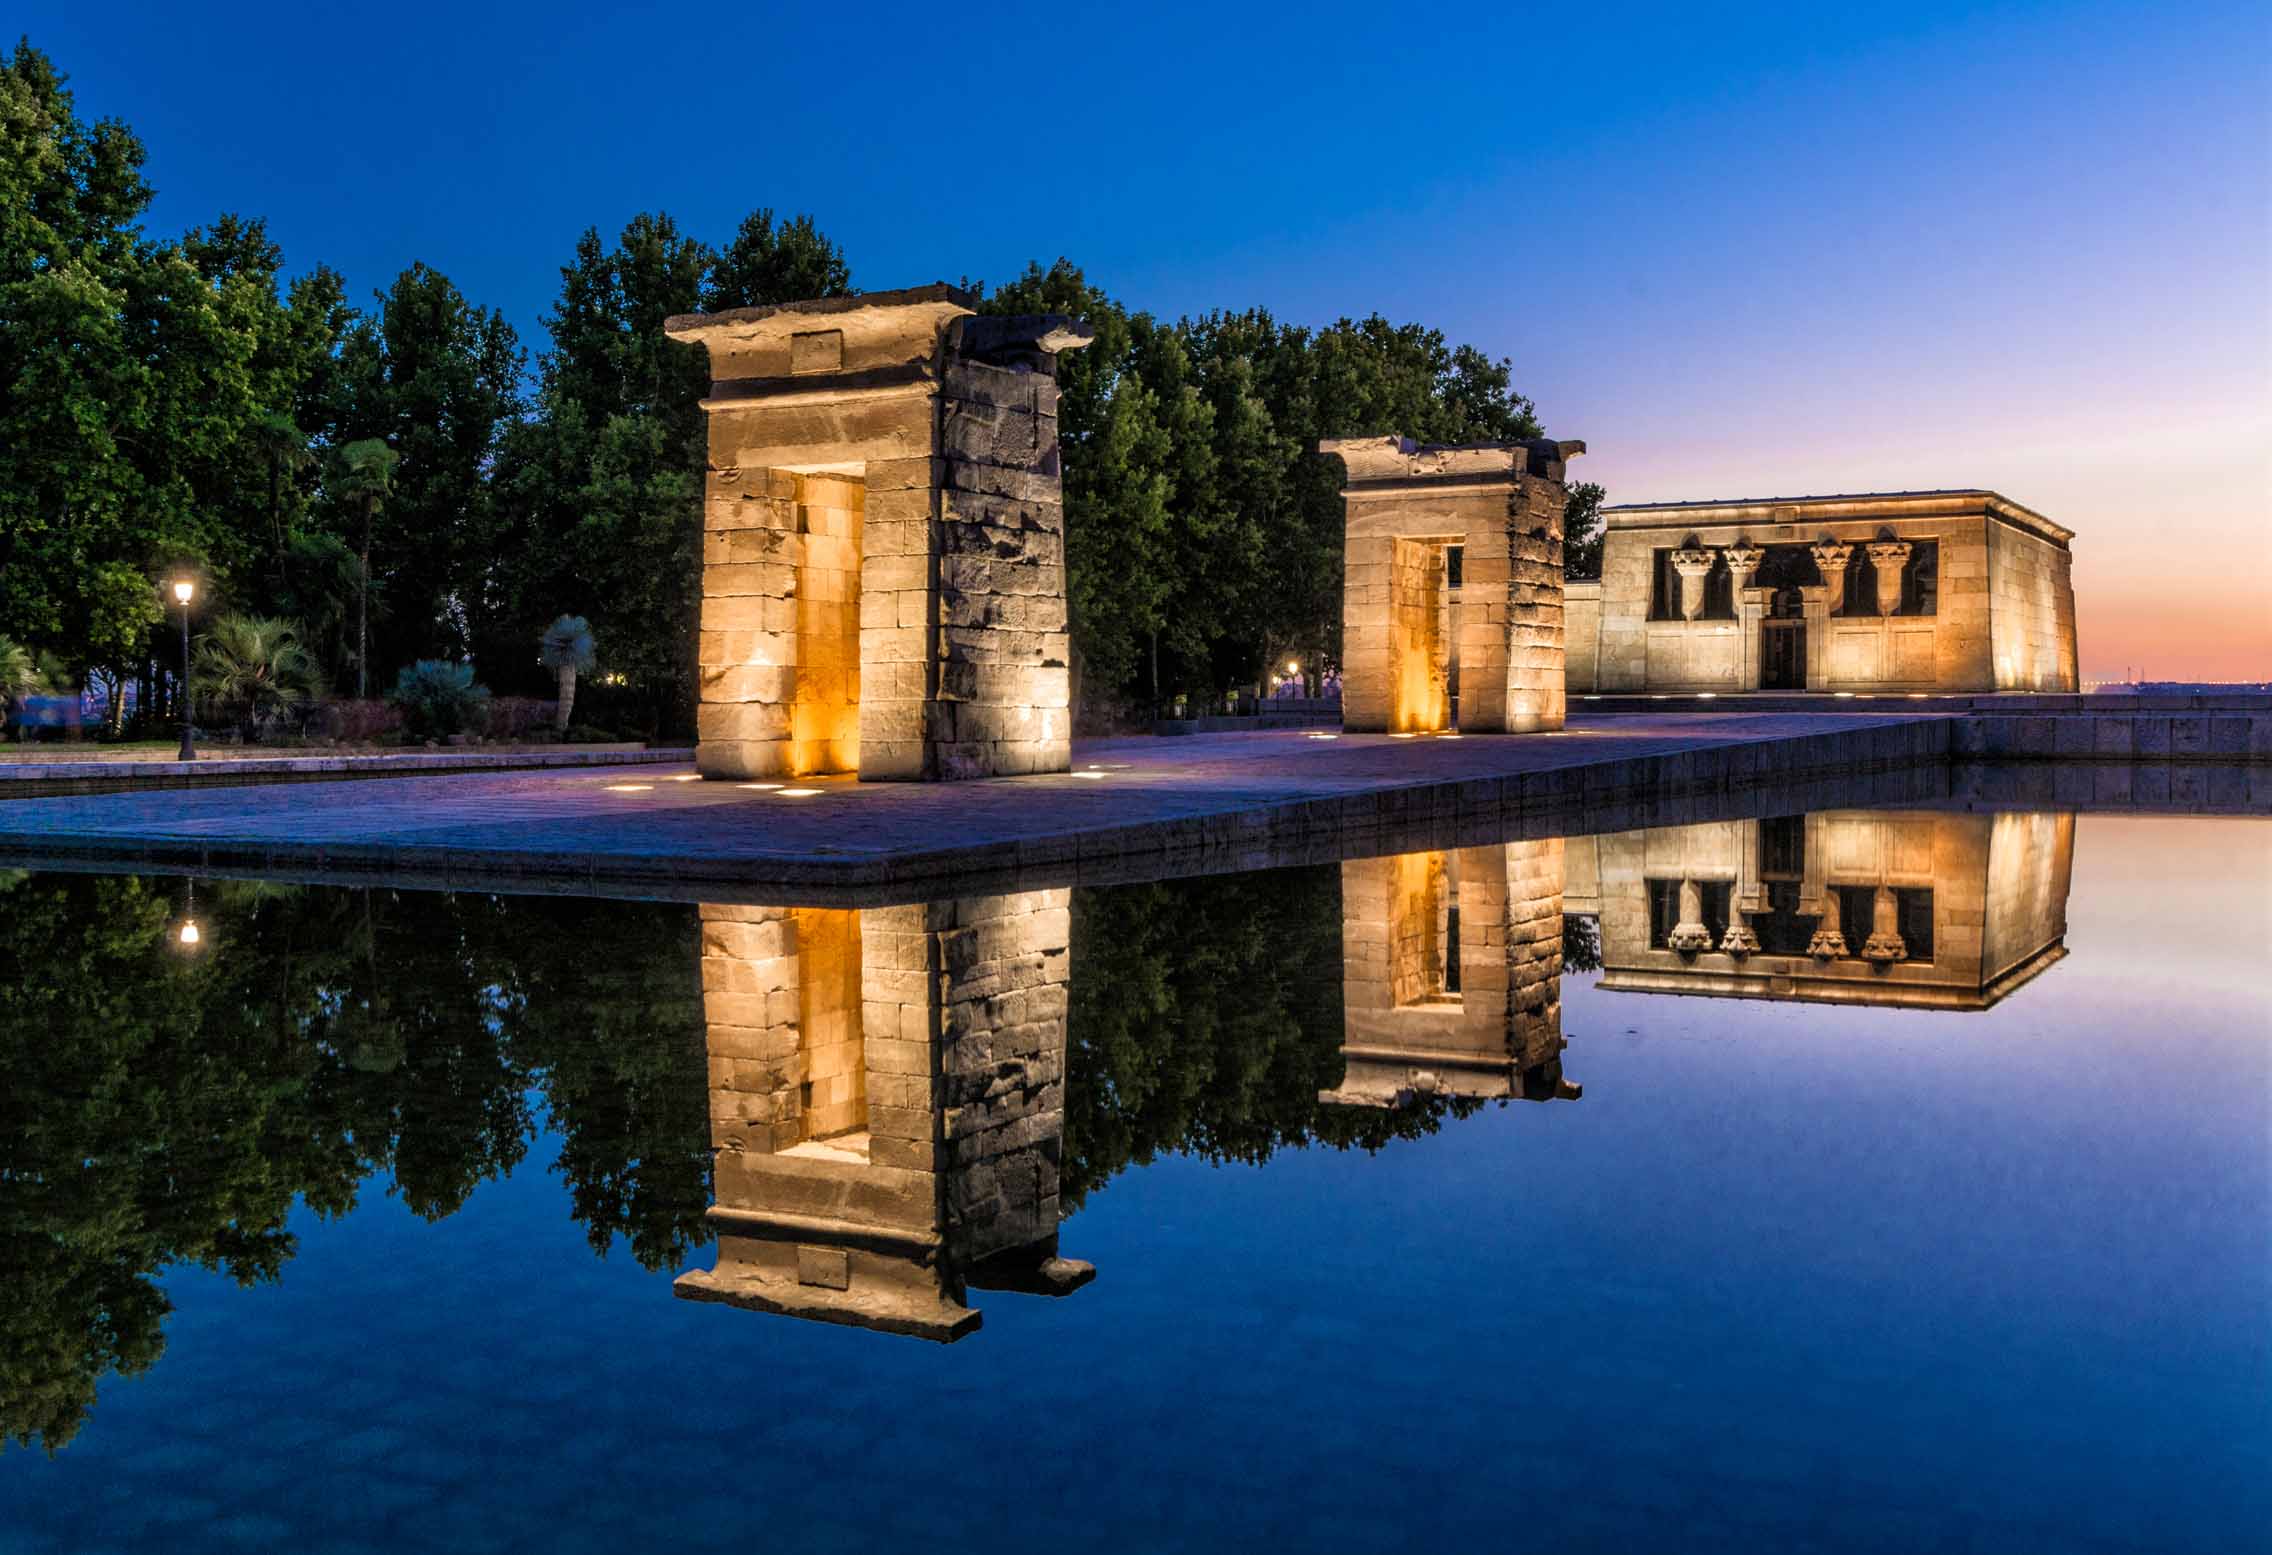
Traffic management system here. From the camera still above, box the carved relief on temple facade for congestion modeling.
[1566,491,2077,695]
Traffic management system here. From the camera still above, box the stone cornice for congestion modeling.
[1602,490,2073,548]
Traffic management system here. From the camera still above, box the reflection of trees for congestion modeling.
[0,875,708,1454]
[5,861,1504,1451]
[1562,913,1602,974]
[1064,866,1478,1212]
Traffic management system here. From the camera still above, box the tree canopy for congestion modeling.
[1,38,1587,736]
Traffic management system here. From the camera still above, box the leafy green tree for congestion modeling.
[491,210,850,734]
[538,613,597,732]
[189,614,323,738]
[1564,480,1606,579]
[330,264,523,676]
[328,438,398,697]
[705,209,851,312]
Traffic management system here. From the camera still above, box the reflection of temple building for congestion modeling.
[1326,840,1581,1107]
[1566,811,2073,1009]
[675,890,1091,1341]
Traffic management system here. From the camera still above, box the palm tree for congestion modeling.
[330,438,400,699]
[190,616,325,740]
[249,412,310,570]
[537,615,597,734]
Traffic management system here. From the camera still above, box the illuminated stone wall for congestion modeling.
[1325,437,1584,734]
[1573,492,2077,694]
[1571,808,2074,1009]
[667,286,1091,781]
[678,889,1089,1341]
[1329,840,1578,1106]
[1986,517,2082,691]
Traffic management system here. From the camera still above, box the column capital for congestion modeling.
[1810,542,1854,613]
[1669,546,1718,578]
[1722,542,1764,579]
[1867,541,1911,616]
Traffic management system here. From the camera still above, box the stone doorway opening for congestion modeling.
[772,470,865,777]
[1390,538,1456,732]
[1389,850,1463,1007]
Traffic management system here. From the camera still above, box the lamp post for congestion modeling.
[172,578,196,762]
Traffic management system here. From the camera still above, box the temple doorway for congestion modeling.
[1762,587,1807,689]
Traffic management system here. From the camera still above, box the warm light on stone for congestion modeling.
[1565,492,2079,695]
[1323,436,1583,736]
[665,286,1093,783]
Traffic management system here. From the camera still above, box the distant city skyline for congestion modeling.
[18,0,2268,679]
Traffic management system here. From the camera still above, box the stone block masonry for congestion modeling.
[1323,436,1584,735]
[668,286,1091,782]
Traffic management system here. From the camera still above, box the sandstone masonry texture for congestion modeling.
[1321,437,1584,734]
[1569,491,2078,696]
[667,286,1092,782]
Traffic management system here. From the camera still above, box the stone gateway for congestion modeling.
[665,285,1092,782]
[1322,436,1586,735]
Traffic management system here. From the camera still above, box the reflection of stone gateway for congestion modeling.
[665,286,1093,782]
[1326,840,1580,1107]
[675,890,1091,1341]
[1323,437,1585,734]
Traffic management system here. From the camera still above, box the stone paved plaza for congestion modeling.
[0,714,1960,894]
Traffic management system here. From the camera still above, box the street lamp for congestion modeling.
[171,578,196,762]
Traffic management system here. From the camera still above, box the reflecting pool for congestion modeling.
[1,809,2264,1552]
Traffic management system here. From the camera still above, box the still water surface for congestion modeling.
[1,809,2265,1552]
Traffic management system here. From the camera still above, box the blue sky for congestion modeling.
[18,0,2269,676]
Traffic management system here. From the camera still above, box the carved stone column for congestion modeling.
[1720,920,1760,956]
[1807,923,1848,960]
[1670,548,1717,622]
[1867,541,1911,617]
[1811,541,1854,614]
[1861,886,1908,963]
[1666,878,1715,953]
[1723,542,1763,590]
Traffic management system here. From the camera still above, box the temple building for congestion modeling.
[1564,491,2078,695]
[1324,436,1585,734]
[664,285,1091,781]
[674,889,1091,1340]
[1564,809,2074,1011]
[1324,840,1581,1108]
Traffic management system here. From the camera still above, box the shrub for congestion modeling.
[485,696,561,741]
[562,722,620,744]
[388,660,490,739]
[309,699,402,742]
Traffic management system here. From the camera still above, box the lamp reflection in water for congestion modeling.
[173,879,205,952]
[676,889,1091,1341]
